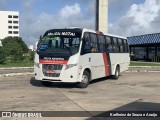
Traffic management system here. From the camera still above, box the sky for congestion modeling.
[0,0,160,46]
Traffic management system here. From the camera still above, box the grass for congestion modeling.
[130,61,160,66]
[0,62,34,68]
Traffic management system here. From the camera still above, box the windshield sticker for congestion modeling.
[39,56,68,64]
[43,57,64,61]
[39,43,48,50]
[42,37,60,41]
[48,32,76,36]
[39,59,68,64]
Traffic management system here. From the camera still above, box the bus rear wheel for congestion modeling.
[77,70,90,88]
[41,81,53,87]
[112,66,120,80]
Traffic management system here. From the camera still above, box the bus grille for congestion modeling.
[42,64,63,77]
[43,73,61,77]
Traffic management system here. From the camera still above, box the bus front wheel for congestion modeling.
[112,66,120,80]
[77,70,90,88]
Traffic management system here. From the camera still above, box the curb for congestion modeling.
[125,70,160,73]
[0,72,34,77]
[129,66,160,68]
[0,67,34,70]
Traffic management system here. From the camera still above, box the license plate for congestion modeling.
[46,70,55,74]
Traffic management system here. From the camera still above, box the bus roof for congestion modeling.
[44,27,127,40]
[67,27,127,39]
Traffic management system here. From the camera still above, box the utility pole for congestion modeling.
[96,0,108,33]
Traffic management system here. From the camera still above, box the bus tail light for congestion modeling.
[65,64,77,70]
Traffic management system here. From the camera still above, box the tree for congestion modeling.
[2,36,29,54]
[3,41,23,62]
[29,51,35,61]
[0,47,6,64]
[1,36,13,46]
[14,37,29,53]
[2,37,27,62]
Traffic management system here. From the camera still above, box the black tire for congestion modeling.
[77,70,90,88]
[112,66,120,80]
[41,81,53,87]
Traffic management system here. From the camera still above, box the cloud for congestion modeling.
[23,0,34,10]
[20,3,95,45]
[59,3,80,18]
[109,0,160,37]
[81,0,96,16]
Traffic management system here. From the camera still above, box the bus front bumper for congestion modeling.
[34,65,81,83]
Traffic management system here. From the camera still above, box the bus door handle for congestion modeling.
[89,58,91,62]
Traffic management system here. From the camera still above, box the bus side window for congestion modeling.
[105,36,112,52]
[82,33,91,54]
[123,39,129,53]
[90,33,98,53]
[118,38,123,53]
[112,38,119,53]
[98,35,106,52]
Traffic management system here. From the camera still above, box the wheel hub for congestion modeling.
[82,75,88,84]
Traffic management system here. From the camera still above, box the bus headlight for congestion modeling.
[65,64,77,70]
[34,62,40,68]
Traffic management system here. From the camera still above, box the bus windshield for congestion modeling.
[37,32,81,55]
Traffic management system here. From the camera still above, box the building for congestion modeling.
[96,0,108,33]
[0,11,19,39]
[128,33,160,62]
[28,45,34,51]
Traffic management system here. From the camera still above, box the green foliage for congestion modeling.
[2,36,29,53]
[0,47,6,64]
[30,51,35,61]
[14,37,29,53]
[22,51,35,62]
[1,36,29,62]
[0,62,33,68]
[13,45,23,62]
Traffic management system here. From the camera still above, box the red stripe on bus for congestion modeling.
[39,59,68,64]
[102,53,109,76]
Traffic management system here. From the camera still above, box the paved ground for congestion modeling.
[0,72,160,120]
[0,68,33,74]
[128,67,160,72]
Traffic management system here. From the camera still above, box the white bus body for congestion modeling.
[34,28,130,88]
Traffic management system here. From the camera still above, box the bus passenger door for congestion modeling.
[79,53,101,80]
[79,33,100,80]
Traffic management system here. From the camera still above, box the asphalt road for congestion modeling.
[0,73,160,120]
[0,68,33,74]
